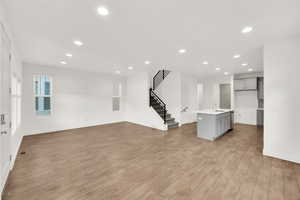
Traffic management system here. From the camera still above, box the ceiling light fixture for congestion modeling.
[60,61,67,65]
[248,68,253,72]
[216,67,221,71]
[128,66,133,70]
[224,72,229,75]
[65,53,72,57]
[242,63,248,66]
[144,60,151,65]
[203,61,208,65]
[178,49,187,54]
[115,70,121,74]
[241,26,253,34]
[233,54,240,59]
[73,40,83,46]
[97,6,110,16]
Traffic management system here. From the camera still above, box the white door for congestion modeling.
[0,24,11,192]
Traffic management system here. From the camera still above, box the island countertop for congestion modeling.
[195,109,233,115]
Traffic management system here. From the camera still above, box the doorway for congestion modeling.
[0,23,11,193]
[220,84,231,109]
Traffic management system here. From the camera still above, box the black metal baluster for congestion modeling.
[164,106,166,124]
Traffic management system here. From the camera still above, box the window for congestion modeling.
[34,75,52,116]
[11,75,21,134]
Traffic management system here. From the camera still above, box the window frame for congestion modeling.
[33,74,53,116]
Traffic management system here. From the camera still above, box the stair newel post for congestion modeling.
[164,105,166,124]
[149,88,152,107]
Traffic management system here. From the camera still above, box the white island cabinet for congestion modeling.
[196,110,234,141]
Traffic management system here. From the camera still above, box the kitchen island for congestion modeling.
[196,109,234,141]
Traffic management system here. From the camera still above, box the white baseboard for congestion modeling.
[10,135,24,170]
[126,120,167,131]
[263,149,300,164]
[24,120,125,136]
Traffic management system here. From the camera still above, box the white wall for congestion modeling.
[22,63,126,135]
[199,75,232,110]
[155,72,181,123]
[0,1,23,196]
[125,72,167,130]
[264,36,300,164]
[181,74,199,124]
[234,91,258,125]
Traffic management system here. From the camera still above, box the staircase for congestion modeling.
[150,70,179,129]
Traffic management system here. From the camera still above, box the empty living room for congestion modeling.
[1,0,300,199]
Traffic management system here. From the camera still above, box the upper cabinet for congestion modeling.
[234,78,257,91]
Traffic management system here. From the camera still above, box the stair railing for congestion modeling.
[153,70,169,90]
[149,88,166,124]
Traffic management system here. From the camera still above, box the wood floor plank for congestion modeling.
[2,122,300,200]
[283,162,300,200]
[268,159,285,200]
[252,156,272,200]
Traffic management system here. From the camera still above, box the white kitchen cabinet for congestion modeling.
[234,79,244,90]
[234,78,257,91]
[244,78,257,90]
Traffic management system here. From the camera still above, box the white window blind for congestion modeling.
[34,75,52,116]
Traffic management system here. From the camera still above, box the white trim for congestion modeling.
[25,121,127,136]
[11,74,21,135]
[10,135,23,169]
[263,149,300,164]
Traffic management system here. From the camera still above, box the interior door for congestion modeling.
[0,24,11,191]
[220,84,231,109]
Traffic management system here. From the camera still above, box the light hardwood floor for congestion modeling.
[3,122,300,200]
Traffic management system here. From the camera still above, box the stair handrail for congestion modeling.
[149,88,166,124]
[153,70,167,90]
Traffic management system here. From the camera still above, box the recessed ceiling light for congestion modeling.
[65,53,72,57]
[203,61,208,65]
[115,70,121,74]
[60,61,67,65]
[73,40,83,46]
[128,66,133,70]
[224,72,229,75]
[241,26,253,34]
[233,54,240,59]
[178,49,187,54]
[242,63,248,66]
[97,6,110,16]
[248,68,253,72]
[216,67,221,71]
[144,60,151,65]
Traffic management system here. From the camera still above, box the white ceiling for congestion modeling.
[3,0,300,77]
